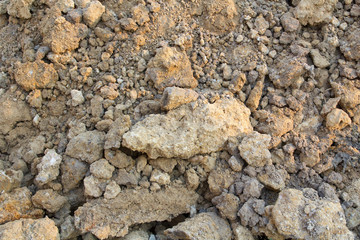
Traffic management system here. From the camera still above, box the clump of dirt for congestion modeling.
[1,0,360,239]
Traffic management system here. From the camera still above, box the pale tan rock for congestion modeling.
[310,49,330,68]
[122,98,252,159]
[83,0,105,28]
[0,169,23,193]
[150,169,170,185]
[246,80,264,111]
[270,188,354,240]
[74,183,199,239]
[100,85,119,100]
[257,165,288,191]
[342,179,360,229]
[0,217,60,240]
[60,215,80,240]
[90,159,114,179]
[7,0,34,19]
[84,175,106,198]
[32,189,67,213]
[331,80,360,109]
[185,168,199,190]
[161,87,198,110]
[41,13,88,54]
[35,149,62,186]
[294,0,338,26]
[326,108,351,130]
[269,56,306,88]
[341,28,360,60]
[121,230,149,240]
[145,46,198,91]
[208,168,235,195]
[321,97,341,115]
[164,212,232,240]
[132,4,150,26]
[14,60,58,91]
[104,115,131,149]
[0,90,31,135]
[256,111,294,137]
[27,89,42,108]
[104,180,121,199]
[65,131,105,163]
[239,131,272,167]
[71,89,84,106]
[104,149,134,169]
[212,193,240,221]
[0,187,44,224]
[61,157,88,192]
[149,158,177,173]
[227,156,244,172]
[232,223,255,240]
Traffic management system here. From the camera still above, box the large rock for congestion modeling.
[331,80,360,110]
[269,188,354,240]
[32,189,68,213]
[341,27,360,61]
[161,87,199,110]
[269,56,306,88]
[74,183,199,239]
[65,131,105,163]
[0,187,43,224]
[145,46,198,91]
[122,98,252,159]
[294,0,338,26]
[164,212,232,240]
[14,60,59,91]
[7,0,35,19]
[0,90,31,135]
[0,217,59,240]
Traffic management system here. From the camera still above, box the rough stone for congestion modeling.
[74,183,199,239]
[82,0,105,28]
[212,192,240,221]
[340,27,360,61]
[0,187,43,224]
[256,111,294,137]
[14,60,59,91]
[280,12,300,32]
[35,149,62,186]
[164,212,232,240]
[60,215,80,240]
[0,217,59,240]
[310,49,330,68]
[145,46,198,91]
[84,175,107,198]
[104,115,131,149]
[121,230,149,240]
[104,149,134,169]
[116,169,138,186]
[238,198,266,228]
[7,0,34,19]
[132,4,150,26]
[160,87,199,110]
[326,108,351,130]
[185,168,199,190]
[71,89,84,106]
[269,56,306,88]
[269,188,354,240]
[41,14,88,54]
[257,165,288,191]
[227,156,244,172]
[32,189,68,213]
[240,178,264,202]
[331,80,360,110]
[0,90,31,135]
[246,80,264,111]
[208,168,235,195]
[65,131,105,163]
[61,157,88,192]
[149,158,177,173]
[150,169,170,185]
[294,0,338,26]
[342,179,360,229]
[238,131,272,167]
[232,223,255,240]
[104,180,121,199]
[90,159,114,179]
[122,98,252,159]
[0,169,23,193]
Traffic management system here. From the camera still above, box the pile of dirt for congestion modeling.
[1,0,360,239]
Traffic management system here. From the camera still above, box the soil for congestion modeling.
[1,0,360,239]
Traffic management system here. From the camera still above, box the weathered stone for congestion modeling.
[232,223,255,240]
[270,188,354,240]
[342,179,360,229]
[104,115,131,149]
[238,198,266,228]
[7,0,34,19]
[160,87,199,110]
[240,178,264,202]
[65,131,105,163]
[321,97,341,115]
[185,168,199,190]
[32,189,68,213]
[71,89,84,106]
[122,230,149,240]
[132,4,150,26]
[246,80,264,111]
[208,168,235,195]
[340,27,360,61]
[150,169,170,185]
[82,0,105,28]
[0,217,59,240]
[281,12,300,32]
[326,108,351,130]
[84,175,107,198]
[14,60,59,91]
[149,158,177,173]
[0,187,44,224]
[239,132,271,167]
[227,156,244,172]
[115,169,138,186]
[60,215,80,240]
[257,165,288,191]
[41,14,88,54]
[294,0,338,26]
[61,157,88,192]
[229,72,246,93]
[122,98,252,159]
[0,169,23,193]
[145,46,198,91]
[212,193,240,221]
[0,90,31,135]
[269,56,306,88]
[35,149,62,186]
[256,111,294,137]
[104,180,121,199]
[310,49,330,68]
[104,149,134,169]
[331,80,360,109]
[74,183,199,239]
[90,159,114,179]
[164,212,232,240]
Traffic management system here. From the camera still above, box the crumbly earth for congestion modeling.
[1,0,360,239]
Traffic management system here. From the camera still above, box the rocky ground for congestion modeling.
[1,0,360,239]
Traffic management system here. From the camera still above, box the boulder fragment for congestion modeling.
[35,149,62,186]
[14,60,59,91]
[74,183,199,239]
[160,87,199,110]
[326,108,351,130]
[0,169,23,193]
[122,98,252,159]
[238,132,272,167]
[61,157,88,192]
[32,189,68,213]
[145,46,198,91]
[7,0,35,19]
[82,0,105,28]
[294,0,338,26]
[0,217,59,240]
[164,212,232,240]
[341,28,360,61]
